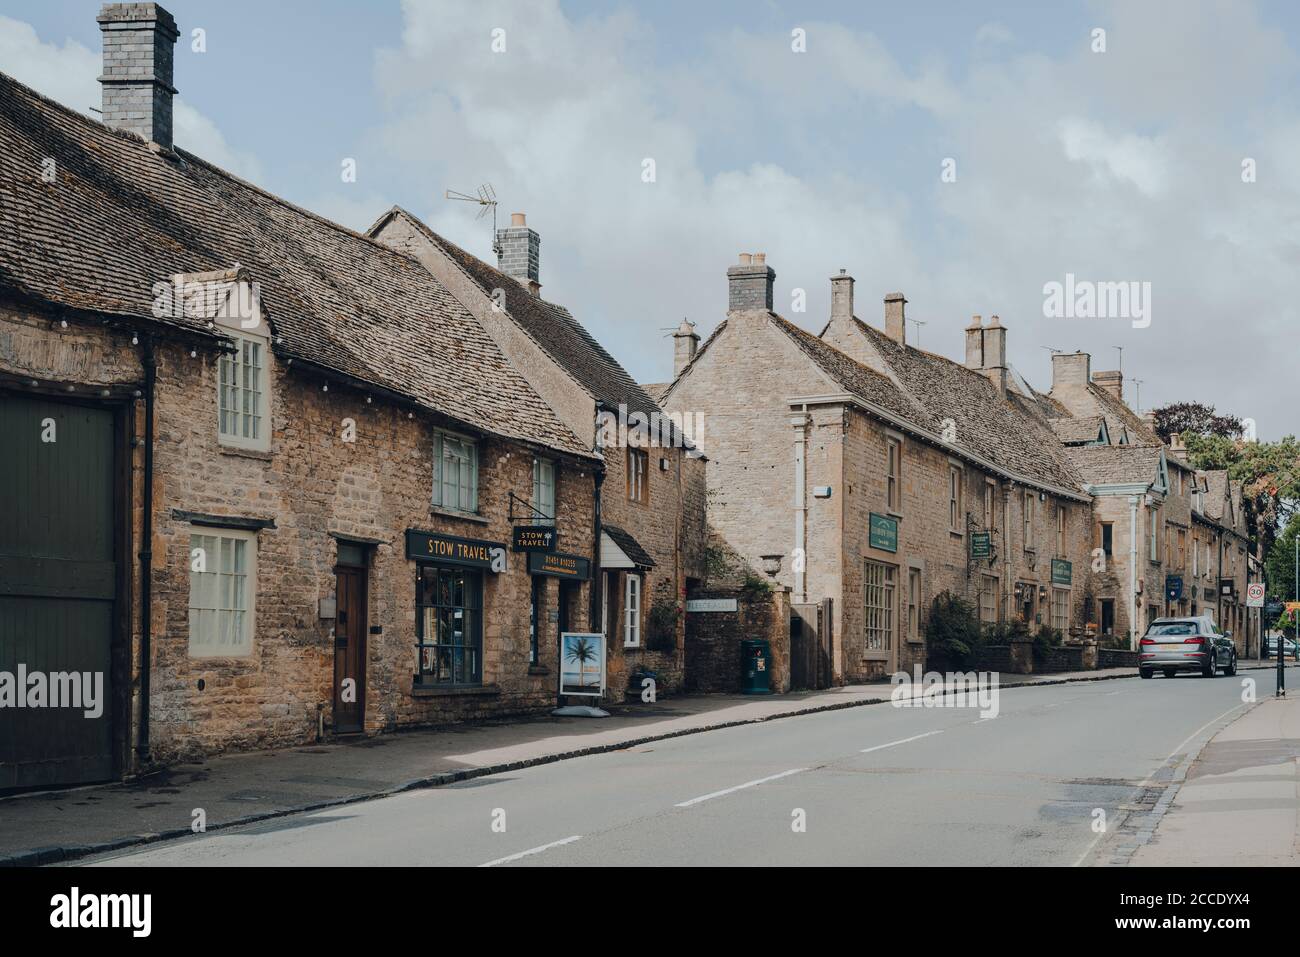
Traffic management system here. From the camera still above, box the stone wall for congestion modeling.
[684,586,791,694]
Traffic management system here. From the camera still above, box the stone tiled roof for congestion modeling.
[1199,469,1230,520]
[642,382,671,403]
[385,209,667,429]
[1065,445,1164,486]
[843,319,1085,493]
[1049,415,1107,445]
[603,524,656,569]
[770,314,934,429]
[0,71,592,459]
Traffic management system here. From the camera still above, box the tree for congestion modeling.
[1151,402,1242,443]
[1265,513,1300,604]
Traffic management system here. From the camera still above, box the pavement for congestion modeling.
[11,659,1282,868]
[1131,686,1300,867]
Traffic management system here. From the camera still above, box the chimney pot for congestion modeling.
[97,2,180,150]
[511,212,526,227]
[738,253,753,265]
[754,252,766,265]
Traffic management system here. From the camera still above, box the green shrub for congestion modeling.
[926,592,983,667]
[645,601,680,653]
[984,617,1031,644]
[1033,625,1064,659]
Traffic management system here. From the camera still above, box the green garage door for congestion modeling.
[0,394,117,788]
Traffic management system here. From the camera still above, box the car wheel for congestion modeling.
[1140,668,1153,679]
[1202,654,1217,678]
[1163,668,1177,679]
[1225,653,1237,677]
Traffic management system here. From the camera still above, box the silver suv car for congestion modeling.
[1138,616,1238,679]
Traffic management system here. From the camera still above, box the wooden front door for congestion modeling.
[0,395,118,788]
[333,565,367,733]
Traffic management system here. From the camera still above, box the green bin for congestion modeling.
[741,639,772,694]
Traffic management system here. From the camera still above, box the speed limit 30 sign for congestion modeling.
[1246,582,1265,608]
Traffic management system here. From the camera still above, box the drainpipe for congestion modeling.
[590,405,606,632]
[136,336,156,762]
[1128,495,1139,651]
[791,407,809,603]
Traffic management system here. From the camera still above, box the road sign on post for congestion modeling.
[1247,583,1265,608]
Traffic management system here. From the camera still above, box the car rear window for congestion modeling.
[1148,622,1198,636]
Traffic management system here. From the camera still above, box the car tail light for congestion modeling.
[1140,637,1155,646]
[1183,638,1204,644]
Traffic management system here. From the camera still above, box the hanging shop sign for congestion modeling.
[512,525,557,552]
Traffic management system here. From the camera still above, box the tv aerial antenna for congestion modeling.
[906,316,927,347]
[445,183,501,255]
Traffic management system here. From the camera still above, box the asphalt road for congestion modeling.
[81,669,1279,867]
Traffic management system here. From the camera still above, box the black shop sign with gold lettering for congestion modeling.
[527,551,590,580]
[512,525,557,552]
[405,529,508,573]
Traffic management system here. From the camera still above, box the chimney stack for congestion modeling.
[727,252,775,312]
[1051,351,1091,391]
[830,269,854,321]
[964,316,983,369]
[97,3,179,151]
[672,319,699,377]
[982,315,1007,395]
[884,292,907,345]
[1091,369,1123,401]
[497,212,541,296]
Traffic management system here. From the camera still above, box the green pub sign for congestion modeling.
[1050,558,1072,586]
[970,532,992,560]
[869,513,898,553]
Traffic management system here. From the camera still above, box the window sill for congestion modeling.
[411,682,500,698]
[218,442,273,461]
[527,664,550,676]
[906,637,925,646]
[862,651,889,661]
[429,506,490,525]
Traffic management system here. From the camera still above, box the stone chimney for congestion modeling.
[497,212,541,296]
[672,319,699,377]
[1091,369,1123,401]
[830,269,854,320]
[884,292,907,345]
[982,315,1007,395]
[727,252,774,312]
[964,316,983,369]
[97,3,179,151]
[1051,351,1091,390]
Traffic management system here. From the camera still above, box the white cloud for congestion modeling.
[0,14,261,182]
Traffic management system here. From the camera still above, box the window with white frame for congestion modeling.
[217,332,270,450]
[188,529,256,657]
[948,466,962,531]
[979,575,999,624]
[1149,509,1159,562]
[984,480,997,530]
[1023,490,1034,551]
[624,574,642,647]
[433,431,478,513]
[1056,504,1065,556]
[864,560,895,652]
[1193,534,1200,576]
[886,437,902,511]
[1052,587,1069,633]
[532,457,556,525]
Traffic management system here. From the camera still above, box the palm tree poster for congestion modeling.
[560,632,606,697]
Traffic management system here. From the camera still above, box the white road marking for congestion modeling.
[478,835,581,867]
[860,729,945,753]
[674,768,807,808]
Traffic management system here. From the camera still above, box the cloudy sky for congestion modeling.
[3,1,1297,437]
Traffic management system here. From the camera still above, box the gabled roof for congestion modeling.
[823,317,1086,493]
[1065,445,1166,488]
[369,207,666,430]
[0,70,592,459]
[602,524,656,569]
[1198,469,1230,520]
[1049,415,1109,446]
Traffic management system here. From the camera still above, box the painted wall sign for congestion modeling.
[527,550,591,580]
[405,529,507,572]
[1051,558,1073,586]
[512,525,557,552]
[869,513,898,553]
[559,632,606,697]
[686,598,738,613]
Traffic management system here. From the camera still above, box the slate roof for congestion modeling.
[1064,445,1164,486]
[1049,415,1107,445]
[603,524,656,569]
[0,71,592,459]
[1199,469,1230,520]
[375,208,668,430]
[836,318,1086,494]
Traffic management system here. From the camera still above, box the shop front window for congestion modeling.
[417,565,483,685]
